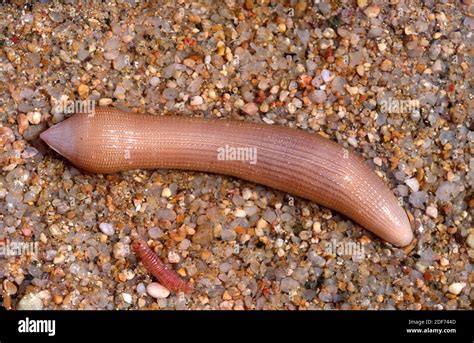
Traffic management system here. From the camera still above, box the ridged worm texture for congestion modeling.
[40,107,414,247]
[132,239,192,294]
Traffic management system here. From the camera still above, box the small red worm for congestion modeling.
[132,239,192,294]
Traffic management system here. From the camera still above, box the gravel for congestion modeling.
[0,0,471,310]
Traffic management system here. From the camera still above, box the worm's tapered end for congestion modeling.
[382,206,414,247]
[396,210,416,247]
[394,221,414,247]
[40,119,77,158]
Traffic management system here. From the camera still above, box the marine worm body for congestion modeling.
[132,239,192,294]
[40,107,414,247]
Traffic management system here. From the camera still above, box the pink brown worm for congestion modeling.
[40,106,414,247]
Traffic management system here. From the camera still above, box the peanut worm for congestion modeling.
[40,107,414,247]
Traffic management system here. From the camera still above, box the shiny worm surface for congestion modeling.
[132,239,192,294]
[40,107,414,247]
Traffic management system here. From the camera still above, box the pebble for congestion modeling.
[3,280,17,295]
[161,187,172,198]
[99,222,115,236]
[221,229,237,241]
[148,227,163,239]
[113,242,128,259]
[364,5,380,18]
[242,188,252,200]
[280,277,300,293]
[313,222,322,234]
[318,291,333,303]
[234,209,247,218]
[122,293,132,304]
[432,60,443,73]
[163,88,178,100]
[447,227,458,235]
[99,98,113,106]
[0,127,15,146]
[156,208,176,221]
[190,95,203,106]
[258,79,270,90]
[78,84,89,99]
[448,283,465,295]
[241,102,258,116]
[17,114,28,135]
[168,251,180,263]
[397,185,409,197]
[309,252,326,267]
[425,205,438,219]
[149,77,160,87]
[435,181,454,201]
[405,178,420,192]
[146,282,170,299]
[136,283,146,294]
[347,86,359,95]
[439,257,449,267]
[256,218,269,230]
[332,76,346,92]
[59,50,71,63]
[347,137,358,147]
[27,111,42,125]
[113,54,129,70]
[299,230,311,240]
[27,42,40,53]
[309,89,326,104]
[409,191,428,208]
[380,59,393,71]
[278,23,286,33]
[17,293,43,310]
[466,234,474,249]
[53,253,65,264]
[123,269,135,280]
[192,225,213,245]
[321,69,331,82]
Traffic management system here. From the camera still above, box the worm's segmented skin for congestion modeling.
[132,239,192,294]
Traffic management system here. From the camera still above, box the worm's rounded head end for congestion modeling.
[131,239,146,253]
[40,120,77,158]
